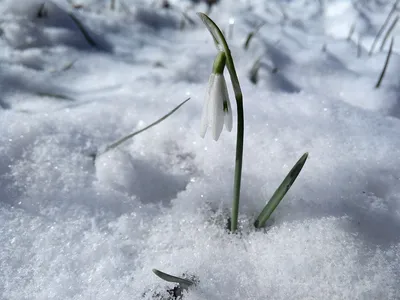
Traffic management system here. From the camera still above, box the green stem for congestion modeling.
[232,95,244,232]
[197,13,244,232]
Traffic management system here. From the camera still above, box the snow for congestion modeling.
[1,0,400,299]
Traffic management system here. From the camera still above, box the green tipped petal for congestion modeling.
[212,51,226,75]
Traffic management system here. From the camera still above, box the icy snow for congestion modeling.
[1,0,400,299]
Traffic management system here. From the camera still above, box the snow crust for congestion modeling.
[1,0,400,299]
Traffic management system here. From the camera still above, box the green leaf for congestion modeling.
[375,37,394,89]
[68,12,99,49]
[197,13,222,50]
[36,92,75,101]
[249,56,261,85]
[243,22,265,50]
[254,152,308,229]
[152,269,194,289]
[96,97,190,157]
[60,59,77,72]
[197,13,243,99]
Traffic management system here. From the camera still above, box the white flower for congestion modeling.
[200,73,233,141]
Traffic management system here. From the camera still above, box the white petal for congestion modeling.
[219,75,233,132]
[224,98,233,132]
[199,74,215,138]
[210,74,225,141]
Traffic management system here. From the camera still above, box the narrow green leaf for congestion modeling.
[60,59,77,72]
[152,269,194,289]
[375,37,394,89]
[379,15,398,51]
[51,60,78,73]
[243,22,265,50]
[119,0,133,14]
[249,56,261,85]
[110,0,116,11]
[68,12,99,49]
[369,1,398,55]
[36,92,75,101]
[357,35,362,58]
[37,2,47,18]
[254,152,308,229]
[197,13,221,50]
[97,97,190,156]
[181,10,196,26]
[346,22,356,41]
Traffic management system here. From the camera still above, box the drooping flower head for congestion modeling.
[200,51,233,141]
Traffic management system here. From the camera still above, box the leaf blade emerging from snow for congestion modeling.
[254,152,308,229]
[152,269,194,289]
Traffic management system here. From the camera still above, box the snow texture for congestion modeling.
[1,0,400,299]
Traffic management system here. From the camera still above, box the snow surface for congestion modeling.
[1,0,400,299]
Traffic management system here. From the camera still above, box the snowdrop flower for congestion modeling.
[200,51,233,141]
